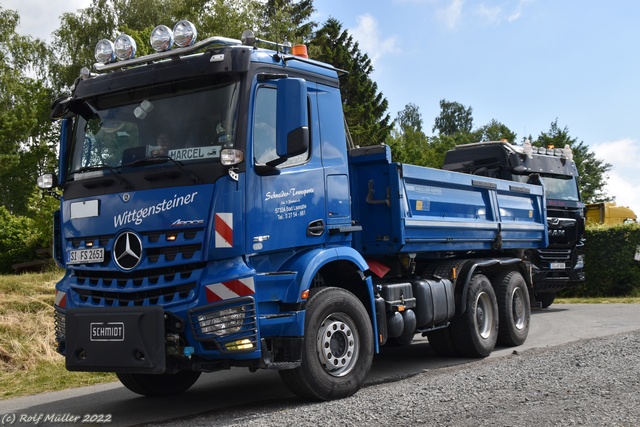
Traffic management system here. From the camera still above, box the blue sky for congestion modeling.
[6,0,640,217]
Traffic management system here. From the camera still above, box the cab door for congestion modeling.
[245,78,327,256]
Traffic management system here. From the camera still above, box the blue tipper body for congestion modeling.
[348,145,547,255]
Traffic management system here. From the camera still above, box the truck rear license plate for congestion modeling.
[550,262,566,269]
[68,248,104,264]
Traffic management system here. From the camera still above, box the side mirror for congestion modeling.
[50,97,72,121]
[512,165,528,175]
[37,173,58,189]
[275,77,309,161]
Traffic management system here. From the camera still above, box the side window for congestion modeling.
[254,87,277,164]
[253,86,309,167]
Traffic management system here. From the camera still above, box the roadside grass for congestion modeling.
[0,271,114,400]
[1,271,638,400]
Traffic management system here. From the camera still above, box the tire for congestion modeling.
[116,371,201,396]
[450,274,498,358]
[536,292,556,309]
[494,270,530,347]
[426,327,458,357]
[279,287,374,401]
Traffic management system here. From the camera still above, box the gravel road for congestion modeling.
[153,329,640,427]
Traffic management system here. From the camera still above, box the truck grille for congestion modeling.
[537,248,572,262]
[54,308,65,342]
[65,227,205,308]
[73,281,197,307]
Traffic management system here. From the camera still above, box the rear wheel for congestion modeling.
[450,274,498,357]
[426,327,458,357]
[495,270,530,346]
[279,287,373,401]
[116,371,201,396]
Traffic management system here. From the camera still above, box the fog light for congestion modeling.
[225,339,254,351]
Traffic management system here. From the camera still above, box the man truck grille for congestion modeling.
[537,248,572,262]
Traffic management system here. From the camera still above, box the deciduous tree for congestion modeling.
[432,99,474,136]
[534,119,611,203]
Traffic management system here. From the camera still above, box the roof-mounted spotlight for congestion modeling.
[114,34,137,61]
[150,25,174,52]
[95,39,115,64]
[173,20,197,48]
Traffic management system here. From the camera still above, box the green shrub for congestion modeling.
[562,222,640,297]
[0,206,42,273]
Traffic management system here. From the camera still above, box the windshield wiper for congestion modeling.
[70,164,133,190]
[122,156,202,183]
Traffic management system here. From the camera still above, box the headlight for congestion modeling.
[95,39,115,64]
[114,34,137,61]
[173,20,197,47]
[150,25,174,52]
[197,306,245,336]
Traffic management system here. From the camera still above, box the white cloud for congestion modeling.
[476,4,503,24]
[591,138,640,217]
[508,0,534,22]
[4,0,91,42]
[349,14,400,66]
[474,0,533,25]
[437,0,464,29]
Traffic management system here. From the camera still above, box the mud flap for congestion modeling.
[65,306,165,374]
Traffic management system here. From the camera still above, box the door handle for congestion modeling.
[306,219,325,236]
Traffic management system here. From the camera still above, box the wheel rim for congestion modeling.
[475,291,494,339]
[511,286,526,330]
[316,313,359,377]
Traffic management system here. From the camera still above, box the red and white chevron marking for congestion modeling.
[55,290,67,308]
[205,277,255,302]
[215,213,233,248]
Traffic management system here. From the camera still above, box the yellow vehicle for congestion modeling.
[585,202,637,225]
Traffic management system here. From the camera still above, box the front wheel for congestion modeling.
[495,270,530,346]
[536,292,556,309]
[116,371,201,396]
[279,287,374,401]
[450,274,498,357]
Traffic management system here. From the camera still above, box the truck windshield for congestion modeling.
[68,78,240,176]
[514,174,580,201]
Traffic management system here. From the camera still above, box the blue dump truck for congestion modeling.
[38,22,547,401]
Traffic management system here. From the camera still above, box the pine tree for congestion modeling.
[258,0,316,44]
[311,18,392,147]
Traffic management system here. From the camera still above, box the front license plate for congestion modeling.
[68,248,104,264]
[550,262,566,269]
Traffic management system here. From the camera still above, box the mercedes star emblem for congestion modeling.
[113,231,142,270]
